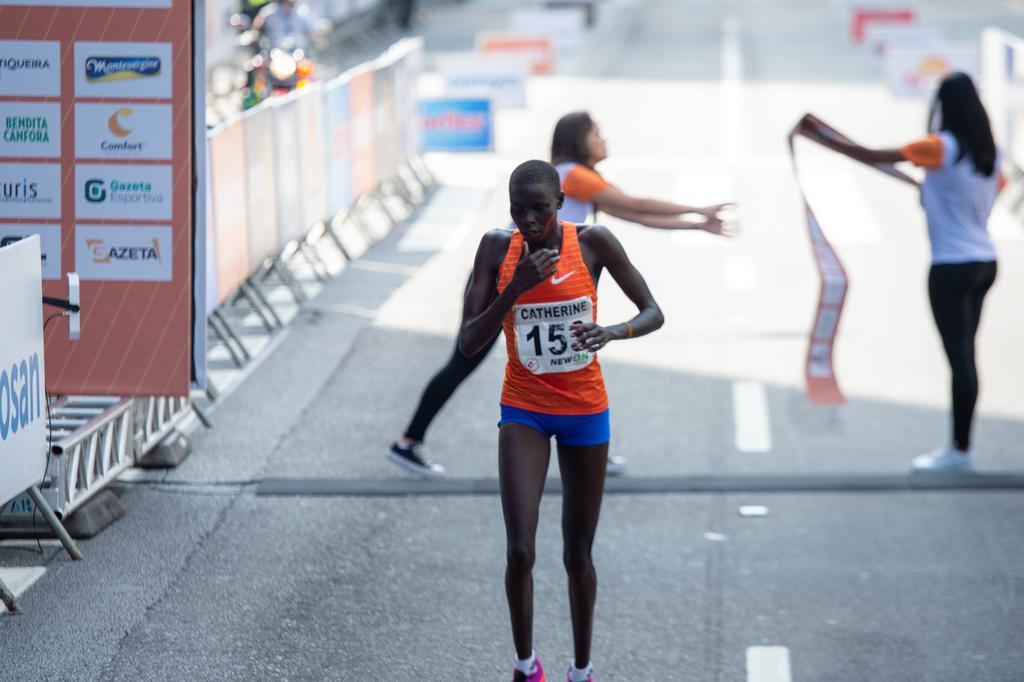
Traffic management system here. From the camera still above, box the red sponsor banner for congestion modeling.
[0,3,194,396]
[349,66,377,197]
[208,119,250,304]
[477,33,555,75]
[851,7,915,44]
[789,118,917,404]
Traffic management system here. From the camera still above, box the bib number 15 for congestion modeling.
[513,295,595,375]
[525,322,575,356]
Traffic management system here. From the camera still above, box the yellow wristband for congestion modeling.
[624,322,634,338]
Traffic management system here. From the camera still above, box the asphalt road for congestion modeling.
[3,0,1024,680]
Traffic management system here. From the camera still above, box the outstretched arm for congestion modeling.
[797,113,905,165]
[599,204,734,236]
[593,185,732,218]
[457,231,560,356]
[571,226,664,353]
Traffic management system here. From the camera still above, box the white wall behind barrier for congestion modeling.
[323,75,354,217]
[393,37,424,160]
[297,85,329,232]
[243,105,281,266]
[373,59,400,183]
[272,95,307,249]
[0,236,47,507]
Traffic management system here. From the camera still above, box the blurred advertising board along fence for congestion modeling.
[477,33,556,75]
[850,6,915,44]
[884,44,979,98]
[982,29,1024,170]
[419,99,494,152]
[0,2,197,398]
[440,55,529,108]
[203,36,424,309]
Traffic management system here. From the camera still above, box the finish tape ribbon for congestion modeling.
[788,117,918,405]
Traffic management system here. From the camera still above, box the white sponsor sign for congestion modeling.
[0,163,61,219]
[0,102,61,158]
[0,225,61,280]
[440,55,528,108]
[884,44,979,98]
[75,225,173,281]
[2,0,170,5]
[75,163,173,221]
[75,103,173,160]
[0,236,48,507]
[865,24,942,58]
[0,41,60,98]
[74,42,173,99]
[511,7,587,48]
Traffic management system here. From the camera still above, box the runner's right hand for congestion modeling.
[512,241,559,292]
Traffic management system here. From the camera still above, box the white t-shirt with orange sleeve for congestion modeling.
[901,131,999,265]
[555,162,611,224]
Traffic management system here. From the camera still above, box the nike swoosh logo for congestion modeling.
[551,270,574,285]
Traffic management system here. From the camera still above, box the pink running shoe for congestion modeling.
[512,658,545,682]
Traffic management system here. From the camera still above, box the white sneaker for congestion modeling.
[912,446,972,473]
[606,455,627,477]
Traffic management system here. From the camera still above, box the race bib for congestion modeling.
[513,295,595,375]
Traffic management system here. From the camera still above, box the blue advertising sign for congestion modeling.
[418,98,493,152]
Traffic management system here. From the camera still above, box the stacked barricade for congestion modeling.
[1,38,433,537]
[205,37,434,371]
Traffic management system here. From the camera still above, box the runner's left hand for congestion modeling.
[571,322,616,352]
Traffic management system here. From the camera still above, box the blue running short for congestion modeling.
[498,405,610,447]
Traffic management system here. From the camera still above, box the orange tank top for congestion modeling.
[496,222,608,415]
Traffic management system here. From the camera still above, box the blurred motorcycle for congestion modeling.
[232,13,316,110]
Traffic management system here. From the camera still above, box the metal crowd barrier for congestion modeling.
[1,395,193,525]
[1,37,437,537]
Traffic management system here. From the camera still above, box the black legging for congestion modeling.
[928,261,997,451]
[403,273,500,443]
[403,331,500,442]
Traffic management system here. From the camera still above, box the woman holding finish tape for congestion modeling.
[387,111,734,480]
[798,72,1003,472]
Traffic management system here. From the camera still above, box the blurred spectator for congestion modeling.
[241,0,272,21]
[253,0,316,50]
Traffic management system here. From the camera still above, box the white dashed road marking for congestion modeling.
[733,380,773,452]
[746,646,792,682]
